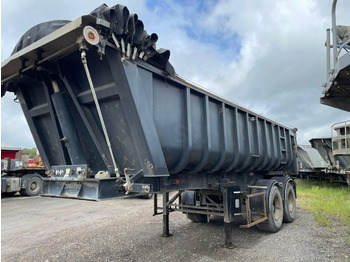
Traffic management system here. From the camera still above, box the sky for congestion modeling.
[1,0,349,149]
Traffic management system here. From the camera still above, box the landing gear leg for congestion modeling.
[222,185,238,249]
[223,222,236,249]
[162,192,172,237]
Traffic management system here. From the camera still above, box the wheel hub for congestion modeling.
[30,182,37,190]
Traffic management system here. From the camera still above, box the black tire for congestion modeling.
[187,213,207,223]
[283,182,296,223]
[257,185,284,232]
[181,191,207,223]
[20,176,42,196]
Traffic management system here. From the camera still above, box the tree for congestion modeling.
[22,148,36,159]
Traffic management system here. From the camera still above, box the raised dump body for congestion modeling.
[318,0,350,186]
[322,0,350,112]
[2,4,297,247]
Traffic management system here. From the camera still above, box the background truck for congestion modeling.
[297,129,350,186]
[1,4,297,247]
[1,150,46,196]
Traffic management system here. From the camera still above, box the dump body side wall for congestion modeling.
[151,71,296,174]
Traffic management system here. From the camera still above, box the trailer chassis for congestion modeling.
[153,184,270,248]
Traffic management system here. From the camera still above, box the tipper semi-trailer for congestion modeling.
[1,4,298,247]
[297,135,350,185]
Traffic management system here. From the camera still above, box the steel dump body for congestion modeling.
[2,15,297,198]
[322,1,350,112]
[26,50,296,175]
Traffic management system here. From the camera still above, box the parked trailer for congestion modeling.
[297,137,350,185]
[1,4,297,247]
[297,145,329,180]
[310,138,350,185]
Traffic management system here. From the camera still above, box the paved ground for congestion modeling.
[1,194,350,262]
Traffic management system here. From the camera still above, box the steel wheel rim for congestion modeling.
[288,189,295,213]
[273,194,281,221]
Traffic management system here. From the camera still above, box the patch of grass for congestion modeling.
[296,179,350,228]
[346,237,350,248]
[314,214,330,227]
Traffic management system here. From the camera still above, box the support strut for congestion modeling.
[80,50,119,176]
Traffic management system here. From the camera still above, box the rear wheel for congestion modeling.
[257,185,283,232]
[283,182,296,223]
[20,176,42,196]
[181,191,207,223]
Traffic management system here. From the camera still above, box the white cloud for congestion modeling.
[193,0,349,142]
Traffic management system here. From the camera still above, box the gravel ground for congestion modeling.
[1,195,350,262]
